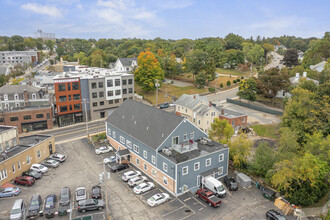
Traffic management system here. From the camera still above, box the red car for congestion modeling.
[14,176,35,186]
[195,188,222,207]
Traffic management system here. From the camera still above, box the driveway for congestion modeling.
[164,79,194,87]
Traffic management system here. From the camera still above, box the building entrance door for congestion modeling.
[49,144,53,155]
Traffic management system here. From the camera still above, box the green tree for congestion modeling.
[242,43,265,66]
[224,33,244,50]
[229,133,253,168]
[45,40,55,54]
[283,48,299,68]
[304,132,330,166]
[226,80,231,86]
[208,118,234,144]
[194,73,207,88]
[134,50,164,93]
[220,49,244,68]
[186,49,208,79]
[237,78,258,102]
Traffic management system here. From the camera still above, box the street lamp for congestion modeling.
[155,79,160,107]
[82,99,89,138]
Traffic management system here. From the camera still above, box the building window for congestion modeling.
[115,79,120,86]
[219,154,224,162]
[73,94,80,100]
[36,114,44,118]
[92,92,97,99]
[67,83,71,91]
[126,140,132,148]
[143,150,147,159]
[198,120,201,125]
[107,128,111,136]
[144,163,148,171]
[133,144,139,153]
[122,79,127,85]
[211,112,215,116]
[0,169,8,180]
[99,91,104,98]
[206,158,211,167]
[10,116,18,121]
[14,94,19,100]
[183,132,187,141]
[69,105,72,111]
[108,91,113,96]
[232,121,235,127]
[152,169,157,177]
[72,82,79,90]
[0,118,4,123]
[113,131,116,138]
[18,162,21,170]
[128,79,133,85]
[32,93,37,99]
[242,117,245,123]
[182,166,188,175]
[93,102,97,107]
[26,156,31,165]
[24,115,31,120]
[109,100,113,104]
[107,80,113,87]
[12,164,15,173]
[128,88,133,94]
[91,82,97,89]
[59,95,67,102]
[37,150,41,158]
[163,162,168,172]
[115,90,121,95]
[98,82,104,88]
[74,104,81,110]
[115,99,119,103]
[123,88,127,94]
[3,94,8,101]
[136,158,140,165]
[172,136,179,145]
[185,108,187,113]
[218,167,223,175]
[60,106,68,112]
[58,83,66,91]
[190,131,194,139]
[120,136,125,144]
[163,176,168,185]
[194,162,200,171]
[151,155,155,164]
[100,101,104,106]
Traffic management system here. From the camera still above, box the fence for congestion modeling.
[226,99,283,115]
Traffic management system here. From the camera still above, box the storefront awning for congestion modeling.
[116,149,130,157]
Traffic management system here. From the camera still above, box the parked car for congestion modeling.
[103,156,116,164]
[195,188,222,207]
[159,103,169,109]
[27,194,42,218]
[133,182,155,195]
[169,103,175,107]
[128,176,148,187]
[266,209,287,220]
[122,171,141,182]
[0,187,20,198]
[44,194,57,218]
[77,199,104,213]
[10,199,24,220]
[91,186,102,199]
[147,193,170,207]
[22,170,42,179]
[59,187,71,207]
[30,164,48,173]
[76,187,87,201]
[110,163,129,172]
[14,176,35,186]
[224,176,238,191]
[49,153,67,162]
[95,146,113,155]
[41,159,60,168]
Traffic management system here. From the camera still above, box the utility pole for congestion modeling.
[83,99,89,138]
[103,162,110,220]
[155,79,159,107]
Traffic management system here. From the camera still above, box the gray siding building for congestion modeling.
[106,100,229,196]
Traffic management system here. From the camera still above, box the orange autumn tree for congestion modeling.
[134,49,164,93]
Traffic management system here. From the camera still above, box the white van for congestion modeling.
[202,176,226,198]
[10,199,24,220]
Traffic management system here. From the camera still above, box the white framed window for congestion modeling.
[163,162,168,172]
[37,150,41,158]
[14,94,19,100]
[211,112,215,116]
[206,113,209,116]
[182,166,188,175]
[219,154,224,162]
[207,121,209,125]
[143,150,147,159]
[190,131,194,139]
[133,144,139,153]
[218,167,223,175]
[151,155,155,164]
[242,117,245,123]
[17,162,21,170]
[12,164,15,173]
[194,162,200,171]
[185,108,187,113]
[152,169,157,176]
[183,132,187,141]
[120,136,125,144]
[206,158,211,167]
[26,156,31,165]
[198,120,200,125]
[32,93,36,99]
[107,128,111,136]
[136,158,140,165]
[3,94,8,101]
[144,163,148,171]
[0,169,8,180]
[178,106,180,111]
[126,140,132,148]
[163,176,168,185]
[172,136,179,145]
[113,131,116,138]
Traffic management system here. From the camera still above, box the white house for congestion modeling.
[109,58,137,72]
[310,61,326,72]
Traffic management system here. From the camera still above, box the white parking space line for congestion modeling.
[183,197,191,202]
[198,207,204,211]
[191,196,206,207]
[180,212,195,220]
[162,206,185,217]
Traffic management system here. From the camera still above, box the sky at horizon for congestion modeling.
[0,0,329,40]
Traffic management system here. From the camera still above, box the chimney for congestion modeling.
[193,95,196,99]
[295,73,300,78]
[23,89,29,107]
[303,72,307,77]
[221,109,224,115]
[209,101,212,107]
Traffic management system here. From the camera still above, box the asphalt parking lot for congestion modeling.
[1,138,294,220]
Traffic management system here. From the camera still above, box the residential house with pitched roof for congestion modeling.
[106,100,229,196]
[109,58,137,72]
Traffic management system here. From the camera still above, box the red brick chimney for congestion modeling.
[193,95,196,99]
[23,89,28,107]
[209,101,212,107]
[221,109,224,115]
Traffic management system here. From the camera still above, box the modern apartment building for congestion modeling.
[0,51,40,66]
[0,85,54,133]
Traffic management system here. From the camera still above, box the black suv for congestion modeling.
[27,194,42,218]
[224,176,238,191]
[266,209,287,220]
[110,163,129,172]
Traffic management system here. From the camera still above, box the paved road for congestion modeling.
[206,87,239,105]
[265,51,284,70]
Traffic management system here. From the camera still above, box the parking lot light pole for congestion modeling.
[155,79,160,108]
[83,99,89,139]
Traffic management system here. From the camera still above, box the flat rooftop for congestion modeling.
[159,139,227,163]
[0,126,16,133]
[0,105,52,113]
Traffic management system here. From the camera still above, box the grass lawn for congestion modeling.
[208,76,239,88]
[216,68,250,76]
[251,124,278,139]
[135,83,208,105]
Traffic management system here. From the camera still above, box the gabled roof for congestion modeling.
[175,94,209,109]
[118,58,137,67]
[310,61,326,72]
[215,106,246,118]
[106,100,184,150]
[0,85,41,94]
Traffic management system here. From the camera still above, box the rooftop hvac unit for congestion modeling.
[162,148,172,156]
[200,139,207,144]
